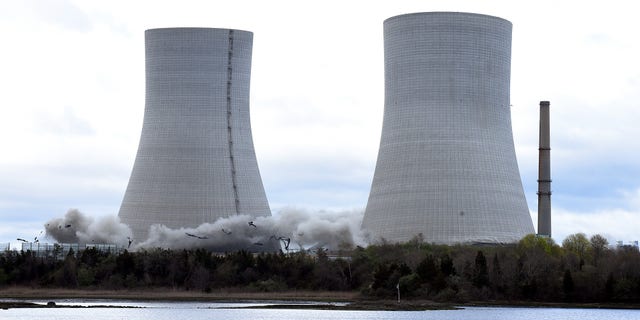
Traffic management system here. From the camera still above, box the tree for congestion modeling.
[115,250,135,277]
[604,272,615,301]
[563,269,574,300]
[416,255,437,283]
[589,234,609,266]
[562,233,590,261]
[58,248,78,287]
[490,253,505,295]
[440,254,455,276]
[516,237,562,300]
[370,263,393,291]
[185,265,210,291]
[518,234,558,255]
[312,249,344,290]
[473,251,489,288]
[398,273,420,296]
[0,267,8,286]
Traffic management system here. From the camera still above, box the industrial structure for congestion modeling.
[119,28,272,243]
[362,12,535,244]
[19,242,123,259]
[537,101,552,237]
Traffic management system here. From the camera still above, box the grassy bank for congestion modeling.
[2,287,639,310]
[0,287,454,310]
[0,286,357,302]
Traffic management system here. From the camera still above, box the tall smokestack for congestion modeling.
[537,101,551,237]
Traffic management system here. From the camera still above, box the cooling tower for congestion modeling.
[119,28,271,242]
[362,12,535,244]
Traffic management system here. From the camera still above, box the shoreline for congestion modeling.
[0,287,357,302]
[1,287,639,310]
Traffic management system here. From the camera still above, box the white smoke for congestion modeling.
[44,209,132,246]
[276,207,366,250]
[44,207,366,251]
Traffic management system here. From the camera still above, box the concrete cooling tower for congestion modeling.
[362,12,535,244]
[119,28,271,242]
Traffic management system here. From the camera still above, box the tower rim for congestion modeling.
[384,11,511,26]
[145,27,253,35]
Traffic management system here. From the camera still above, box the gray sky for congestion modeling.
[1,0,639,248]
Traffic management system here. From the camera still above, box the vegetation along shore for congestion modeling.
[2,233,640,310]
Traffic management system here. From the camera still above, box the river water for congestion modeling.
[2,300,639,320]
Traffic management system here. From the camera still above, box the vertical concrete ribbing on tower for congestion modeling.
[118,28,271,242]
[362,12,535,244]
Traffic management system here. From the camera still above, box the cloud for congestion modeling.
[26,0,93,32]
[623,188,640,209]
[552,208,640,244]
[35,107,95,136]
[0,221,47,251]
[2,1,640,247]
[529,187,640,243]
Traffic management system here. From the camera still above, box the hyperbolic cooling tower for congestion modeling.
[362,12,535,244]
[119,28,271,242]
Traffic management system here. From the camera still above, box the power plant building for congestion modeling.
[362,12,535,244]
[119,28,272,242]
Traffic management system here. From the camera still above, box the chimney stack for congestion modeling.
[537,101,552,237]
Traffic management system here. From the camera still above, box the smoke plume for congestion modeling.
[45,207,366,251]
[45,209,133,247]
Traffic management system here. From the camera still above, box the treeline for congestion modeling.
[1,233,639,303]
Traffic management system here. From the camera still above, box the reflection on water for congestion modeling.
[1,300,640,320]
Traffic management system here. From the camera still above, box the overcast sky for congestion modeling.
[1,0,639,248]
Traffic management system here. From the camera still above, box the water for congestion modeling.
[2,300,640,320]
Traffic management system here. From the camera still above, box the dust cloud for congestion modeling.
[45,207,366,251]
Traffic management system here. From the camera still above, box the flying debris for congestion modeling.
[42,207,365,251]
[278,237,291,251]
[34,231,43,243]
[185,232,208,240]
[16,238,27,242]
[44,209,133,246]
[269,235,291,251]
